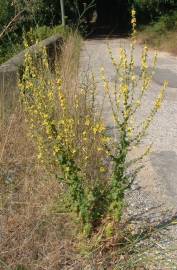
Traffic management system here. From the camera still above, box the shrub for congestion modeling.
[147,11,177,34]
[19,11,167,236]
[157,11,177,31]
[26,25,70,45]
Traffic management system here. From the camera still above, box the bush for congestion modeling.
[26,25,69,43]
[145,11,177,35]
[19,11,167,236]
[157,12,177,31]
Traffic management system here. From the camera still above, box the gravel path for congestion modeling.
[81,38,177,269]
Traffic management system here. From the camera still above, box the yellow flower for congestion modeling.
[93,123,105,134]
[131,75,136,81]
[85,118,90,126]
[155,99,161,109]
[136,100,141,106]
[102,136,111,143]
[37,152,42,160]
[71,149,76,154]
[100,167,106,173]
[132,8,136,17]
[131,18,136,25]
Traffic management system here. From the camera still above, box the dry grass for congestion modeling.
[0,105,78,269]
[0,87,88,270]
[0,111,128,270]
[136,10,177,56]
[157,32,177,55]
[0,36,74,270]
[138,31,177,55]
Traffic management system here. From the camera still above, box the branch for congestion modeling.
[0,9,25,41]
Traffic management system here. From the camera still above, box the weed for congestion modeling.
[19,32,109,234]
[19,9,166,236]
[100,8,167,222]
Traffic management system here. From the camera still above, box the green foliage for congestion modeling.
[29,25,67,40]
[15,265,28,270]
[0,0,45,31]
[131,0,177,24]
[57,151,107,235]
[155,11,177,32]
[0,0,93,64]
[138,11,177,52]
[0,0,13,31]
[0,25,68,64]
[0,41,22,64]
[26,25,69,45]
[0,0,45,64]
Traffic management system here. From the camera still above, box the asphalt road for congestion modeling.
[81,38,177,211]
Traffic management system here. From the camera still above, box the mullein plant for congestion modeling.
[101,8,167,222]
[19,10,167,236]
[19,37,109,235]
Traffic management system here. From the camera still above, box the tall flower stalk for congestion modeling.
[101,8,167,221]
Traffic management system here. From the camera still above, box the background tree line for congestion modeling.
[0,0,177,63]
[1,0,177,35]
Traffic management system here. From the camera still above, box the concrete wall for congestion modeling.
[0,35,63,121]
